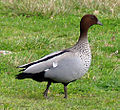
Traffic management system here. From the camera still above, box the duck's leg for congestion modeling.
[43,81,51,98]
[64,83,68,99]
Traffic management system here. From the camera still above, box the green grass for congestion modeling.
[1,0,120,17]
[0,0,120,109]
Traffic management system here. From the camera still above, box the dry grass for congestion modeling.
[1,0,120,17]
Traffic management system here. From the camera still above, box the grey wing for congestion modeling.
[20,50,70,74]
[18,51,62,68]
[44,56,87,83]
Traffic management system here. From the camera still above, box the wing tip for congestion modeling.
[16,66,23,68]
[16,66,20,68]
[16,64,27,68]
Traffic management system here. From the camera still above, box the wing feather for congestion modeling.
[18,50,69,69]
[18,50,70,74]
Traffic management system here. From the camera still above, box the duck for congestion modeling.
[16,14,103,98]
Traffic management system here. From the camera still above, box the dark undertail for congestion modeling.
[16,71,57,83]
[16,71,45,82]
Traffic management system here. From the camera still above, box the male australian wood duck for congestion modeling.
[16,14,102,98]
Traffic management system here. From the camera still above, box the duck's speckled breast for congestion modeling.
[71,39,92,79]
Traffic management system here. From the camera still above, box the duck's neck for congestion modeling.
[77,32,88,44]
[71,31,89,51]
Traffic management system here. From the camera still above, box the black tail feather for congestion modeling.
[19,69,26,72]
[16,73,33,79]
[16,71,46,82]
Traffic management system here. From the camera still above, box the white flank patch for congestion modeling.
[45,69,49,72]
[53,62,58,68]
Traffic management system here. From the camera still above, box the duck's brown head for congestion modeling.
[80,14,102,34]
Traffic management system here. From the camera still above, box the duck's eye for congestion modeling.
[90,16,95,20]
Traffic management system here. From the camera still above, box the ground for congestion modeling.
[0,0,120,109]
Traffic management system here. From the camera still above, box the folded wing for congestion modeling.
[18,50,70,74]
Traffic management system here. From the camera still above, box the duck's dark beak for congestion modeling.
[97,21,103,26]
[97,20,103,26]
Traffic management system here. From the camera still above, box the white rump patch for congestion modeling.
[53,62,58,68]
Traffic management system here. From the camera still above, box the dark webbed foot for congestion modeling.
[64,84,68,99]
[43,91,48,98]
[43,82,51,98]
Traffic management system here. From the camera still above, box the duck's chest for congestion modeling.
[71,51,91,80]
[74,41,91,67]
[76,49,91,69]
